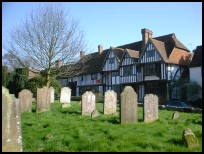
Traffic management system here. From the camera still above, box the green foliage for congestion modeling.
[93,92,104,103]
[2,66,8,87]
[71,96,82,101]
[13,67,29,97]
[25,76,46,98]
[25,76,62,99]
[40,68,56,77]
[21,102,202,152]
[49,78,62,100]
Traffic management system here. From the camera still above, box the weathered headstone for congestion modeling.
[81,91,95,116]
[50,87,55,103]
[2,86,23,152]
[120,86,138,124]
[18,89,33,112]
[172,111,179,120]
[104,90,117,114]
[36,86,51,112]
[143,94,158,122]
[182,128,199,148]
[91,109,100,118]
[60,87,71,103]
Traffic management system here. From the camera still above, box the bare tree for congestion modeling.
[3,4,89,87]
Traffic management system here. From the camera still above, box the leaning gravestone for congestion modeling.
[120,86,138,124]
[104,90,117,114]
[60,87,71,103]
[172,111,179,120]
[2,86,23,152]
[36,86,51,112]
[143,94,158,122]
[50,87,55,103]
[81,91,95,116]
[18,89,33,112]
[182,128,199,148]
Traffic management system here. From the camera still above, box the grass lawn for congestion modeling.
[21,101,202,152]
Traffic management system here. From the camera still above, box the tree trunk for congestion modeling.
[46,69,50,88]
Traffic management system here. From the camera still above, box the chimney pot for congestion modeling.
[98,45,103,54]
[80,51,85,59]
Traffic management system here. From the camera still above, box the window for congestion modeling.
[91,73,97,80]
[146,50,154,58]
[109,58,115,64]
[123,65,133,76]
[112,71,119,77]
[144,63,160,76]
[81,76,83,81]
[137,66,141,73]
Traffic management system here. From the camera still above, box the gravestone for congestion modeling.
[50,87,55,103]
[60,87,71,103]
[104,90,117,114]
[120,86,138,124]
[143,94,158,122]
[2,86,23,152]
[36,86,51,112]
[172,111,179,120]
[81,91,95,116]
[18,89,33,112]
[91,109,100,118]
[182,128,199,148]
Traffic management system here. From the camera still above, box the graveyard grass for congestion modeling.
[21,101,202,152]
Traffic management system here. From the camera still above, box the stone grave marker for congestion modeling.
[18,89,33,112]
[182,128,199,148]
[36,86,51,112]
[2,86,23,152]
[60,87,71,103]
[50,87,55,103]
[143,94,158,122]
[81,91,95,116]
[120,86,138,124]
[104,90,117,114]
[172,111,179,120]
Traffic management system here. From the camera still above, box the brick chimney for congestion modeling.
[80,51,85,59]
[98,45,103,54]
[141,28,153,48]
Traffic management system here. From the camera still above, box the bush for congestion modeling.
[71,96,82,101]
[49,78,62,100]
[93,92,104,103]
[25,76,62,99]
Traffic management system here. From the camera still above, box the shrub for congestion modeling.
[71,96,82,101]
[93,92,104,103]
[25,76,62,99]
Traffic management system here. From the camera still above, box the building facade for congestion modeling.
[57,28,193,103]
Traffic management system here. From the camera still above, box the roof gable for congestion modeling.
[168,47,191,66]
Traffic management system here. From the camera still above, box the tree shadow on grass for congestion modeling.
[61,110,81,115]
[167,138,184,146]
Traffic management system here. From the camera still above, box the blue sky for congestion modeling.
[2,2,202,55]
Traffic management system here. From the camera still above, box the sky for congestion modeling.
[2,2,202,55]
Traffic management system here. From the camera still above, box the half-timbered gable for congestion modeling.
[103,47,124,71]
[120,49,139,84]
[137,35,191,103]
[102,47,125,96]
